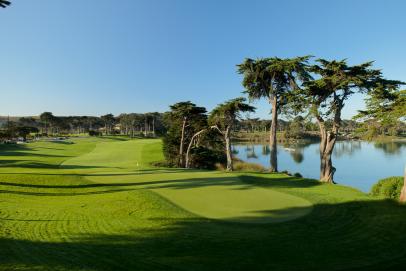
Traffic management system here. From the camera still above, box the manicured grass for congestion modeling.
[1,137,406,270]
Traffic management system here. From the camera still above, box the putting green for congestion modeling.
[62,139,313,223]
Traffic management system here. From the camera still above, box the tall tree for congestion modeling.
[300,59,404,183]
[354,89,406,137]
[0,1,11,8]
[39,112,54,135]
[100,114,115,135]
[18,117,38,128]
[209,97,255,171]
[166,102,207,167]
[238,56,311,172]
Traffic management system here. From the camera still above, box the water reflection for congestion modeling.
[262,145,270,155]
[333,141,362,157]
[374,141,406,155]
[247,147,258,159]
[290,150,304,164]
[233,140,406,192]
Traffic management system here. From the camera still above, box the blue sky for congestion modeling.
[0,0,405,119]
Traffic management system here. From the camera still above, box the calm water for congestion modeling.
[233,140,406,192]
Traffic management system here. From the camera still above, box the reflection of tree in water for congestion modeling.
[281,142,309,164]
[374,141,406,155]
[333,141,362,158]
[246,145,258,159]
[262,145,270,155]
[231,146,239,155]
[290,150,304,164]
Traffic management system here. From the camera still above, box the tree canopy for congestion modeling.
[209,97,255,129]
[0,0,10,8]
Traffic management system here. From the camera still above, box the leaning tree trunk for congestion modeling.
[400,166,406,203]
[269,95,278,172]
[317,119,337,183]
[178,117,187,167]
[185,128,206,168]
[225,126,233,171]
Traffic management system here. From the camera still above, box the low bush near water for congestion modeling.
[370,176,403,200]
[233,161,265,172]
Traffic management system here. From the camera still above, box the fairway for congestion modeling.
[60,138,312,223]
[1,137,406,271]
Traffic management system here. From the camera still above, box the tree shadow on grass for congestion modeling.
[1,199,406,271]
[0,168,210,178]
[0,162,122,170]
[0,174,320,197]
[0,144,71,158]
[238,174,321,189]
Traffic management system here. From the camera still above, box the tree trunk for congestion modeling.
[144,118,148,136]
[269,96,278,172]
[225,126,233,171]
[179,117,187,167]
[185,128,206,168]
[317,120,337,183]
[400,166,406,202]
[152,118,155,137]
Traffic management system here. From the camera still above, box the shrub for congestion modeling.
[294,172,303,178]
[88,130,101,136]
[370,176,403,200]
[188,146,226,170]
[233,161,265,172]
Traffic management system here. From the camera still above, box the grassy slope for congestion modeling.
[1,137,406,270]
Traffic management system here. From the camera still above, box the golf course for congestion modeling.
[1,137,406,270]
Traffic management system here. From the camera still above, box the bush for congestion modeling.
[189,146,226,170]
[294,172,303,178]
[233,161,265,172]
[370,176,403,200]
[88,130,101,136]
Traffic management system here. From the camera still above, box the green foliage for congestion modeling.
[371,176,403,199]
[188,146,226,169]
[296,59,405,128]
[285,116,304,139]
[163,101,225,168]
[88,130,102,136]
[209,97,255,128]
[354,89,406,137]
[0,0,11,8]
[237,56,312,103]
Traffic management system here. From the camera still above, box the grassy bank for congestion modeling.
[1,137,406,270]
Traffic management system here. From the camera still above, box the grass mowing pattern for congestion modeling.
[1,137,406,270]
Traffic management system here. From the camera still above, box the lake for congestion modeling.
[233,140,406,192]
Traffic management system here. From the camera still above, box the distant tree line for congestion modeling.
[0,112,166,140]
